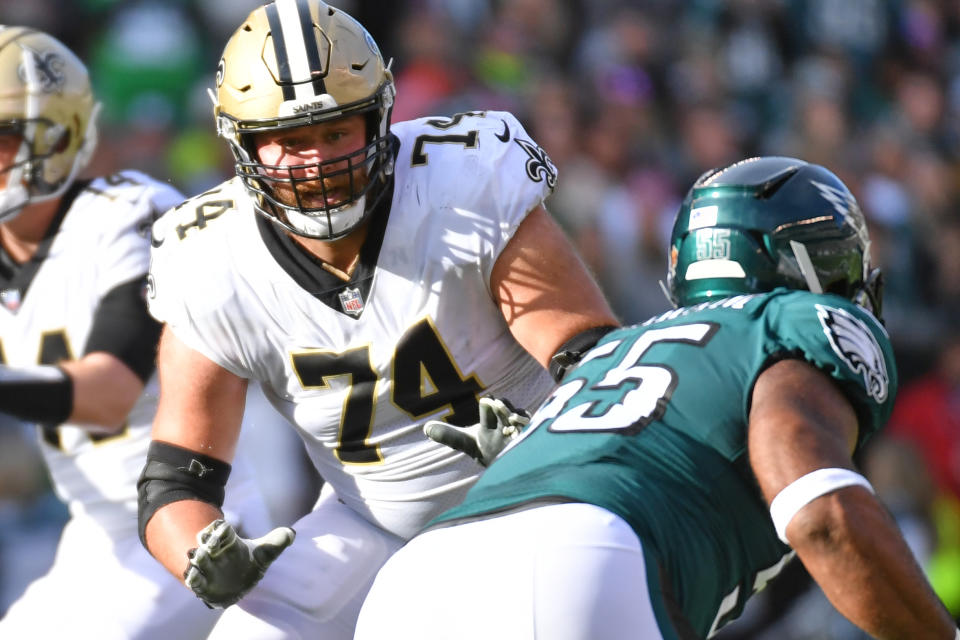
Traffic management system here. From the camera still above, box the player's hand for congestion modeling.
[424,396,530,467]
[183,519,295,609]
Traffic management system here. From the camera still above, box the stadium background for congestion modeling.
[0,1,958,637]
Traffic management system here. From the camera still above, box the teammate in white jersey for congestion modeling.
[0,27,274,639]
[139,0,619,637]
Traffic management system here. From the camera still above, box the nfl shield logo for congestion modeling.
[338,287,364,316]
[1,288,20,311]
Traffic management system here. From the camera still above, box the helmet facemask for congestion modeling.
[221,82,394,240]
[0,28,98,222]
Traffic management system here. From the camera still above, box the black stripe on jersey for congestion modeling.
[0,179,91,308]
[656,563,702,640]
[255,137,398,317]
[296,0,327,95]
[265,2,296,101]
[85,275,162,382]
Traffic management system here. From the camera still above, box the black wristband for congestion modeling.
[548,325,619,382]
[0,364,73,424]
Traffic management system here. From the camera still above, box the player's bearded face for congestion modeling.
[253,116,370,211]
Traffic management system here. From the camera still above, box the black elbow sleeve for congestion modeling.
[137,441,231,549]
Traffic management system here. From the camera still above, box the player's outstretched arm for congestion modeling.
[0,274,160,430]
[0,355,143,431]
[749,359,957,640]
[138,328,249,585]
[490,205,618,373]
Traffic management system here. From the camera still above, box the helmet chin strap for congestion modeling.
[0,136,32,223]
[789,240,823,294]
[658,279,676,308]
[0,184,28,223]
[281,195,367,240]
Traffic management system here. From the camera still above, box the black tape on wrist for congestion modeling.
[137,441,231,549]
[548,325,619,382]
[0,364,73,424]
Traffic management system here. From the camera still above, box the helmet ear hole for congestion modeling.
[747,230,775,260]
[52,129,71,154]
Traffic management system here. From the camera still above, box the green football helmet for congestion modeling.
[666,156,882,318]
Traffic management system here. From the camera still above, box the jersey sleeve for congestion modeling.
[396,111,558,283]
[764,292,898,449]
[146,184,251,379]
[94,170,184,296]
[472,110,557,237]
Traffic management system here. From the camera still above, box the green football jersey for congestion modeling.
[433,289,897,637]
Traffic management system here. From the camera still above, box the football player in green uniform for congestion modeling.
[355,156,959,640]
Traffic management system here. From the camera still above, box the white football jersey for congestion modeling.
[0,170,181,532]
[149,111,559,539]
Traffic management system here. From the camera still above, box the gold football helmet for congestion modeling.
[215,0,395,239]
[0,27,99,222]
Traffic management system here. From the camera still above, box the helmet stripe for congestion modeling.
[265,2,296,101]
[0,27,33,53]
[296,0,327,96]
[275,0,322,102]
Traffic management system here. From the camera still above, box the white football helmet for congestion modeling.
[214,0,396,240]
[0,27,99,222]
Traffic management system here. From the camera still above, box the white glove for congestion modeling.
[424,396,530,467]
[183,519,295,608]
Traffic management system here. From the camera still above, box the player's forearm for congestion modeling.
[792,491,955,639]
[0,358,143,431]
[145,500,224,582]
[137,438,234,582]
[60,354,144,428]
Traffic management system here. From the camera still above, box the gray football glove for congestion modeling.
[424,396,530,467]
[183,519,295,609]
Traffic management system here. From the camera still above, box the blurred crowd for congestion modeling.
[1,1,958,637]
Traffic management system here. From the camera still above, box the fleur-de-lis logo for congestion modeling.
[18,47,66,93]
[515,138,558,191]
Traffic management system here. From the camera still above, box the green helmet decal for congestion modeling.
[667,157,882,317]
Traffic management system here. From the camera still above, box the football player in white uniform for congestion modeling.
[139,0,619,637]
[0,27,274,639]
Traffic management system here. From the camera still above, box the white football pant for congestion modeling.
[355,502,664,640]
[206,482,405,639]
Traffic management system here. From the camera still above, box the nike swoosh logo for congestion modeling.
[495,119,510,142]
